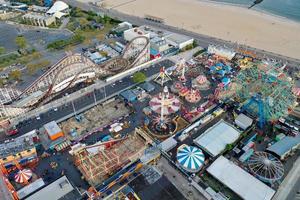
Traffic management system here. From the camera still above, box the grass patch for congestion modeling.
[0,51,42,69]
[47,34,85,50]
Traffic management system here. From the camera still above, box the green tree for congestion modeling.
[15,36,27,49]
[79,18,89,29]
[225,144,234,152]
[0,46,5,54]
[9,70,22,81]
[132,72,146,83]
[0,78,5,86]
[103,15,111,24]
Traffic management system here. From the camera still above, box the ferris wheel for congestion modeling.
[248,151,284,183]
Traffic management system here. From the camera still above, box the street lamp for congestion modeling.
[71,99,77,116]
[103,85,107,99]
[93,89,97,106]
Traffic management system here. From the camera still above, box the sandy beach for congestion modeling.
[103,0,300,59]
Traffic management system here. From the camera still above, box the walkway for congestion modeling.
[273,156,300,200]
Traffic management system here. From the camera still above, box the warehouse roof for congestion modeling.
[166,33,193,44]
[267,135,300,157]
[17,178,45,199]
[194,120,240,157]
[235,113,253,130]
[207,156,275,200]
[25,176,79,200]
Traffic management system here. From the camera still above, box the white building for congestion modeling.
[46,1,69,19]
[123,27,150,42]
[193,120,241,157]
[165,33,194,50]
[207,45,236,60]
[235,113,253,130]
[25,176,80,200]
[22,13,56,27]
[207,156,276,200]
[151,36,169,52]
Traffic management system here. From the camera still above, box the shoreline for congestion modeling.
[198,0,300,25]
[103,0,300,59]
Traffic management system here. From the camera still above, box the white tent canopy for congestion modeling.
[207,156,275,200]
[47,1,68,14]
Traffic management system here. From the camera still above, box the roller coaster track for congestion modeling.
[0,36,150,119]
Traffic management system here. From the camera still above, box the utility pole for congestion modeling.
[93,89,97,106]
[71,100,77,116]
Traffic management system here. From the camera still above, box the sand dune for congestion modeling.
[104,0,300,59]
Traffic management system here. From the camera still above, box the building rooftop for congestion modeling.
[44,121,62,136]
[267,135,300,157]
[193,120,241,157]
[23,13,53,20]
[0,134,35,159]
[207,156,276,200]
[160,136,177,152]
[17,178,45,199]
[165,33,193,44]
[235,113,253,130]
[25,176,80,200]
[47,1,68,14]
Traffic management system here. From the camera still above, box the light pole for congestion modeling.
[71,100,76,116]
[93,89,97,106]
[103,85,107,99]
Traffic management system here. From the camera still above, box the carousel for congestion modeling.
[192,75,210,90]
[185,88,201,103]
[14,169,33,184]
[171,81,183,94]
[176,145,205,173]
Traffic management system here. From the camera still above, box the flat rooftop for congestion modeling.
[207,156,275,200]
[165,33,193,44]
[267,134,300,157]
[25,176,80,200]
[44,121,62,136]
[193,120,241,157]
[0,134,35,158]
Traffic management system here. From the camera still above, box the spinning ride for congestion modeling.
[185,89,201,103]
[176,145,205,173]
[248,151,284,183]
[149,86,180,136]
[193,75,210,90]
[171,81,183,94]
[149,86,180,115]
[14,169,32,184]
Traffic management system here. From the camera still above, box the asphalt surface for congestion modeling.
[12,59,174,138]
[129,175,185,200]
[0,22,72,54]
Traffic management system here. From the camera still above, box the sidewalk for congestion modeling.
[273,156,300,200]
[156,157,207,200]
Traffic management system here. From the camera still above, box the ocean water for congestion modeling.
[208,0,300,22]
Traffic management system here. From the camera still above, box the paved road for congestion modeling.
[273,155,300,200]
[63,0,300,68]
[8,59,174,139]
